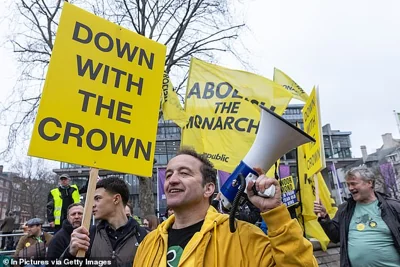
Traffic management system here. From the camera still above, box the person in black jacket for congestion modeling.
[63,176,147,267]
[0,211,15,250]
[314,166,400,267]
[47,203,83,260]
[211,192,261,224]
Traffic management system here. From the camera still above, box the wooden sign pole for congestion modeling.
[77,167,99,258]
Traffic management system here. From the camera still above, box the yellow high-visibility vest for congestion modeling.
[50,184,80,225]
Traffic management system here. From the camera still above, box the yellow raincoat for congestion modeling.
[133,205,317,267]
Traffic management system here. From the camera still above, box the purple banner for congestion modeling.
[380,162,398,190]
[217,170,230,187]
[157,168,166,202]
[279,165,290,178]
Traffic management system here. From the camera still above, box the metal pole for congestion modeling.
[328,133,343,204]
[331,162,343,204]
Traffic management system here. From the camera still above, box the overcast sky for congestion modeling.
[1,0,400,170]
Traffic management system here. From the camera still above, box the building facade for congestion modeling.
[0,166,12,220]
[0,166,54,225]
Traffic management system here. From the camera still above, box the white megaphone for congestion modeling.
[220,105,315,210]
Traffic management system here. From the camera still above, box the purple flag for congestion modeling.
[218,170,230,187]
[157,168,166,202]
[279,165,290,178]
[380,162,398,190]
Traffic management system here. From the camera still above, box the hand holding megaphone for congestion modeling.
[246,168,282,213]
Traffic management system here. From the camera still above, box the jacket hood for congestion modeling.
[158,205,229,235]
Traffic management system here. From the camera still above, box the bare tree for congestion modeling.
[2,0,245,215]
[138,175,156,217]
[10,157,57,220]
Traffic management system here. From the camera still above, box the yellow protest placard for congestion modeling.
[161,72,188,127]
[302,87,325,177]
[280,176,298,207]
[28,2,166,177]
[273,68,309,102]
[182,58,292,172]
[297,144,337,250]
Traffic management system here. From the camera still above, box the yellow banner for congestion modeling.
[302,87,326,177]
[161,72,188,128]
[182,58,292,172]
[298,144,337,251]
[273,68,309,102]
[28,2,166,177]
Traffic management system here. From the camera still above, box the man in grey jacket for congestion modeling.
[314,166,400,267]
[63,176,147,267]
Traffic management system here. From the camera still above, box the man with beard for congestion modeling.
[314,166,400,267]
[47,203,84,260]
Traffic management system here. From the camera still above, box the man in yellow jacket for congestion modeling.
[134,148,317,267]
[47,174,87,233]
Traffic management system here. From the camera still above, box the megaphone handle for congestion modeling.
[245,173,276,198]
[257,185,276,198]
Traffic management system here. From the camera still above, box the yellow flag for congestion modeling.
[298,144,337,251]
[161,72,188,127]
[274,68,309,102]
[182,58,292,172]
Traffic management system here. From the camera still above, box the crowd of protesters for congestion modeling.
[0,147,322,266]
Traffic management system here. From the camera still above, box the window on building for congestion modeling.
[285,149,296,160]
[325,148,332,159]
[155,154,168,165]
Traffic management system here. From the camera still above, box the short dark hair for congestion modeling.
[176,147,217,186]
[96,176,129,206]
[176,147,217,203]
[67,203,84,215]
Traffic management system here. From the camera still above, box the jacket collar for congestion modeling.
[158,205,229,235]
[347,191,389,206]
[97,217,139,233]
[61,219,74,234]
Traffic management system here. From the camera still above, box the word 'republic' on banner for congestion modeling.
[273,68,309,102]
[302,87,326,177]
[28,2,166,177]
[161,72,188,127]
[182,58,292,172]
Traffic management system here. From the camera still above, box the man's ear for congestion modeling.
[114,194,122,205]
[204,183,215,199]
